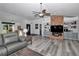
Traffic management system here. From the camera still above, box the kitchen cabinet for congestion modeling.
[64,32,78,40]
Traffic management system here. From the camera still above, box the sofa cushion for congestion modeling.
[0,46,7,56]
[6,41,27,55]
[3,32,19,45]
[0,35,3,46]
[19,36,26,41]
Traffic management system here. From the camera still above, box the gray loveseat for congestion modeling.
[0,32,27,56]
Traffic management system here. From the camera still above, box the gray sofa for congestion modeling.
[0,32,27,56]
[0,35,7,56]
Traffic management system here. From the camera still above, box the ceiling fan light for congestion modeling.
[39,13,44,16]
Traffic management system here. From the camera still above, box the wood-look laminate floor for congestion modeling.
[27,36,79,56]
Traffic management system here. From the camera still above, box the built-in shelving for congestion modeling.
[64,16,79,40]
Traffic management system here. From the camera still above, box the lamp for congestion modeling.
[23,29,28,37]
[18,30,23,36]
[12,25,15,32]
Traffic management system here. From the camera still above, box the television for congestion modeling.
[51,25,63,33]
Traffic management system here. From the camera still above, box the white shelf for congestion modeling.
[64,32,78,40]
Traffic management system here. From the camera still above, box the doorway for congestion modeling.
[26,24,31,35]
[39,24,42,36]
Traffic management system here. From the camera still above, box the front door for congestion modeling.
[26,24,31,35]
[39,24,42,36]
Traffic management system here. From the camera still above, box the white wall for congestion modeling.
[31,16,79,37]
[31,16,50,36]
[77,16,79,39]
[77,17,79,31]
[31,18,42,35]
[64,16,78,32]
[0,11,51,35]
[64,16,78,22]
[64,16,79,40]
[0,21,3,33]
[0,11,30,33]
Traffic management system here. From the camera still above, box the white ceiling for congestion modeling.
[0,3,79,20]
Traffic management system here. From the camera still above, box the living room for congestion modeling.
[0,3,79,56]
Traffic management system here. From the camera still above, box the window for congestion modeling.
[35,24,38,29]
[2,22,15,33]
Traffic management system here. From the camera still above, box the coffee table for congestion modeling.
[25,36,32,44]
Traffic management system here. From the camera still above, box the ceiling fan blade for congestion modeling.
[34,14,39,17]
[44,13,50,16]
[32,11,40,14]
[42,9,51,16]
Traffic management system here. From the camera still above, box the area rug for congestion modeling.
[10,47,43,56]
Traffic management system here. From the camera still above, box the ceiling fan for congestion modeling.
[32,3,51,18]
